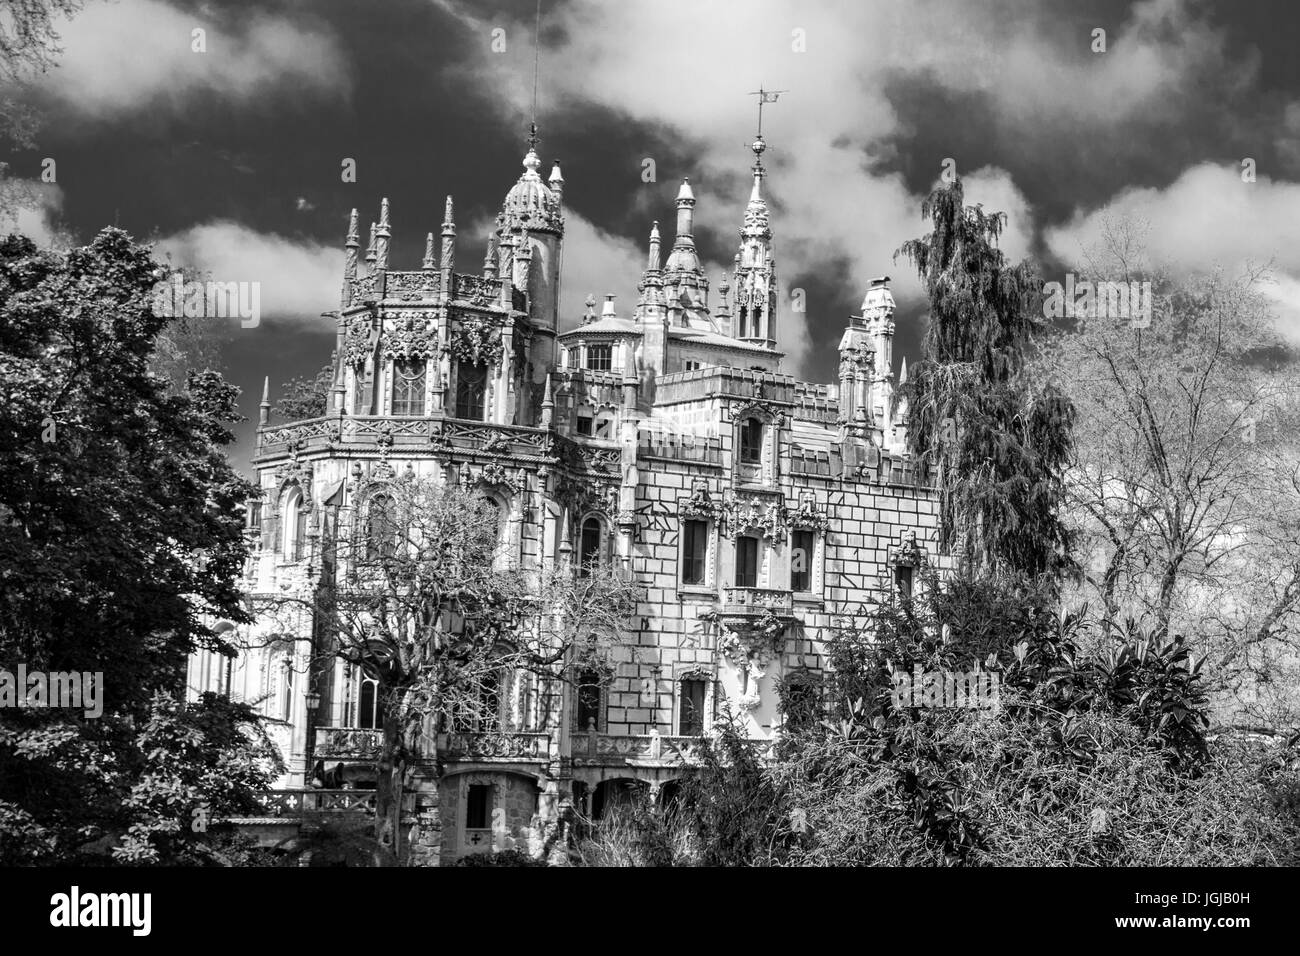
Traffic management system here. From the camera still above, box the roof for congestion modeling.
[559,317,642,338]
[668,326,783,355]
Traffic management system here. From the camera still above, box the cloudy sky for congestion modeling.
[4,0,1300,469]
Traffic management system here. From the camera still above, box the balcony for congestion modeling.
[437,731,553,762]
[720,587,794,617]
[570,732,707,766]
[314,726,383,760]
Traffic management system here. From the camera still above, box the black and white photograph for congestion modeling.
[0,0,1294,935]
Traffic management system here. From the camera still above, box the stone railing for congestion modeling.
[254,416,553,459]
[570,732,707,763]
[250,789,379,817]
[314,727,383,760]
[438,731,553,761]
[720,586,794,617]
[570,732,773,764]
[654,367,797,405]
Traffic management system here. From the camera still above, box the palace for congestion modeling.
[186,127,942,864]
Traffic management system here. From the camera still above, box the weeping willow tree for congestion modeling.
[896,179,1075,581]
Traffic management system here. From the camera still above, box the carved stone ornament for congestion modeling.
[477,462,521,493]
[450,313,504,367]
[723,492,785,540]
[788,491,830,531]
[382,317,438,362]
[678,478,723,522]
[344,317,376,366]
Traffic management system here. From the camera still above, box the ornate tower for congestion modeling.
[730,135,778,350]
[496,125,566,382]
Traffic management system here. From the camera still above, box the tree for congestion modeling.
[260,474,639,861]
[1040,216,1300,732]
[896,178,1075,581]
[274,359,335,421]
[0,228,267,863]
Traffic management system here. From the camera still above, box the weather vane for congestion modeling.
[748,86,787,140]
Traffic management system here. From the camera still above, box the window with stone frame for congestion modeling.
[365,492,398,561]
[390,359,426,416]
[681,518,709,586]
[735,534,760,588]
[465,783,491,830]
[454,361,488,421]
[678,678,707,736]
[586,343,612,371]
[739,417,763,464]
[575,408,593,436]
[351,364,368,415]
[578,516,603,576]
[575,668,603,732]
[895,563,914,600]
[790,529,815,592]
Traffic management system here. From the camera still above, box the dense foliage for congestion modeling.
[0,229,275,864]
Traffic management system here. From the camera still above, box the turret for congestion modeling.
[375,198,390,272]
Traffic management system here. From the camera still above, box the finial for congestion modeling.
[346,208,359,245]
[365,223,377,259]
[647,221,661,271]
[443,195,454,227]
[259,376,271,425]
[527,121,539,153]
[676,178,695,203]
[542,372,554,408]
[583,294,597,324]
[899,356,909,385]
[423,232,436,270]
[378,198,390,230]
[549,160,564,185]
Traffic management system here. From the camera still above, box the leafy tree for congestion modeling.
[1040,220,1300,732]
[896,179,1075,580]
[260,474,639,861]
[0,228,264,863]
[275,359,335,421]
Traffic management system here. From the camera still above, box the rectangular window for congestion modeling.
[391,360,426,416]
[735,536,759,588]
[247,500,262,532]
[586,344,612,371]
[790,530,814,592]
[575,414,593,436]
[684,360,701,371]
[679,679,707,736]
[466,784,490,830]
[455,363,487,421]
[682,519,708,586]
[575,670,601,732]
[739,419,763,464]
[895,564,914,600]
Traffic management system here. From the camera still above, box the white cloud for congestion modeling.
[41,0,349,116]
[155,220,340,325]
[1045,162,1300,337]
[0,179,68,247]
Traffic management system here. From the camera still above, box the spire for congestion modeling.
[259,376,271,426]
[364,222,377,269]
[899,356,908,385]
[342,208,360,308]
[647,221,660,271]
[675,178,695,239]
[375,198,391,271]
[549,159,564,200]
[440,195,456,272]
[540,372,554,428]
[423,232,436,270]
[482,232,498,279]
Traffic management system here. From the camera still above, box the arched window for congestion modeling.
[279,656,294,722]
[575,668,603,732]
[391,360,426,416]
[357,675,380,729]
[455,362,488,421]
[365,493,397,560]
[282,487,307,561]
[739,418,763,464]
[738,307,749,338]
[578,517,602,576]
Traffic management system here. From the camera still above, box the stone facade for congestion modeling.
[186,128,943,864]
